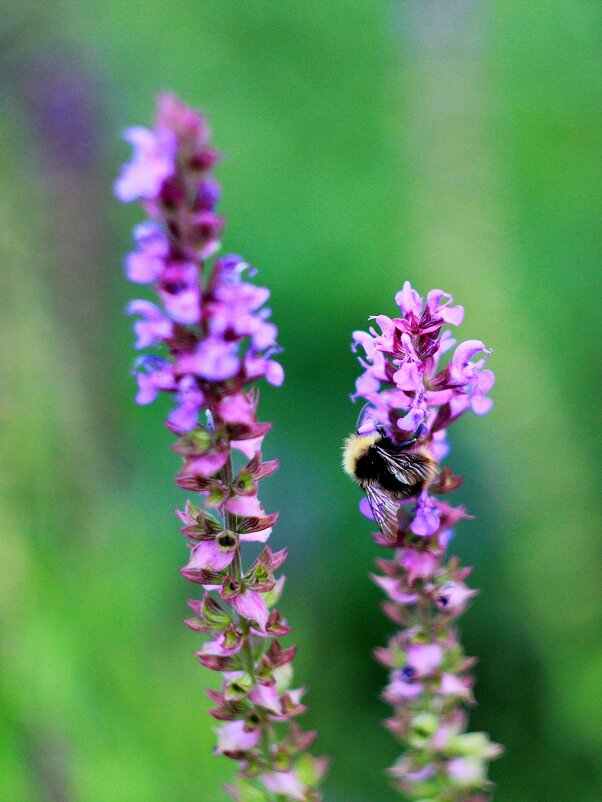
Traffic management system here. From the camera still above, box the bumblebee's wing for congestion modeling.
[374,446,436,488]
[364,482,400,541]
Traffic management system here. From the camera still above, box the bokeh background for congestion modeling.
[1,1,600,800]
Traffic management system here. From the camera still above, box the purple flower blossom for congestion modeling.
[348,282,501,799]
[114,126,175,202]
[157,261,202,324]
[125,221,169,283]
[118,94,326,802]
[409,491,440,537]
[127,300,173,349]
[133,356,175,404]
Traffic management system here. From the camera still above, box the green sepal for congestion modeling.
[410,710,439,738]
[197,508,224,534]
[234,467,256,495]
[173,429,213,455]
[272,663,293,694]
[389,642,407,669]
[235,779,268,802]
[261,577,285,609]
[225,672,254,702]
[295,754,328,787]
[448,731,500,758]
[256,662,273,685]
[241,756,263,778]
[273,748,292,772]
[207,486,228,507]
[404,778,440,798]
[202,594,231,630]
[246,561,270,586]
[185,500,202,519]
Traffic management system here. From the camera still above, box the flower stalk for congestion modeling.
[350,283,502,800]
[116,93,326,802]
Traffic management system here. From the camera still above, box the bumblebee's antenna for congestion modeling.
[355,403,375,434]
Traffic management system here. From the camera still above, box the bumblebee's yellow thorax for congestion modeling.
[342,433,379,477]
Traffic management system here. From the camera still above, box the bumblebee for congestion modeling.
[343,423,438,539]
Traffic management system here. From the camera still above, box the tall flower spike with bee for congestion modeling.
[346,283,502,800]
[116,94,327,802]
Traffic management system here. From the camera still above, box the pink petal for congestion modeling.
[215,720,260,754]
[177,339,240,381]
[410,493,440,537]
[352,329,377,358]
[449,340,491,384]
[438,672,473,700]
[263,771,306,801]
[248,683,281,714]
[359,497,375,521]
[434,581,477,615]
[372,575,418,605]
[187,540,234,572]
[447,757,484,785]
[215,392,255,426]
[471,394,494,415]
[160,286,201,325]
[230,435,265,459]
[397,407,425,435]
[186,451,229,478]
[371,314,396,339]
[400,548,439,582]
[383,678,423,702]
[115,126,175,202]
[407,643,444,677]
[355,371,380,396]
[265,360,284,386]
[477,368,496,394]
[427,289,464,326]
[393,361,423,392]
[232,590,268,631]
[199,632,242,656]
[239,527,272,544]
[395,281,423,317]
[225,494,263,516]
[125,250,163,283]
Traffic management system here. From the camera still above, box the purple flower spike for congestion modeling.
[348,283,501,799]
[117,94,326,802]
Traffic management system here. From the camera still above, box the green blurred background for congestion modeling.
[0,1,600,800]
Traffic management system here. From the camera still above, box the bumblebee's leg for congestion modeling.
[398,423,426,449]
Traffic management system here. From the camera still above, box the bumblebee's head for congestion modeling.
[342,431,380,478]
